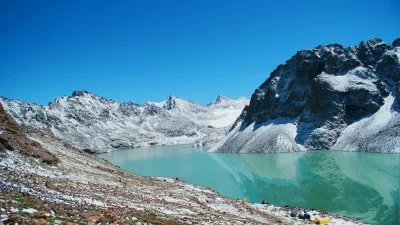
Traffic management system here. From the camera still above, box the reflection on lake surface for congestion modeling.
[96,145,399,225]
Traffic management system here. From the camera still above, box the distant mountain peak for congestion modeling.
[164,95,177,109]
[206,95,249,109]
[211,94,230,103]
[166,95,179,102]
[215,95,229,103]
[72,90,91,97]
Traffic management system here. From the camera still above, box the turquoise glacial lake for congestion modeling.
[96,145,399,225]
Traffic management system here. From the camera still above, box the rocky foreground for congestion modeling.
[0,103,369,225]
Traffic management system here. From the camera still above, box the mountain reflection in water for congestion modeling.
[96,146,399,225]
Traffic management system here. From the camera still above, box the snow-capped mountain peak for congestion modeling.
[164,95,177,109]
[72,90,91,97]
[148,96,200,112]
[206,95,249,109]
[214,95,230,104]
[207,95,234,108]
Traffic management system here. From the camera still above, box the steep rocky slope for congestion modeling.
[0,103,59,164]
[0,92,248,153]
[210,38,400,153]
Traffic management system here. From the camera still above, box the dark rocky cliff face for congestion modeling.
[213,38,400,153]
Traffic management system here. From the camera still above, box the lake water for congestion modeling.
[96,145,399,225]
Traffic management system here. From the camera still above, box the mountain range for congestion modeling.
[0,92,249,153]
[210,38,400,153]
[2,38,399,154]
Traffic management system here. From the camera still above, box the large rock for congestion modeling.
[210,38,400,153]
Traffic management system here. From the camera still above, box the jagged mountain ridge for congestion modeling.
[210,38,400,153]
[0,92,248,153]
[206,95,249,110]
[147,95,209,117]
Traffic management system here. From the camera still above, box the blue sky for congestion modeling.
[1,0,399,105]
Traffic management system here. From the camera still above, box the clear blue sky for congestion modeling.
[1,0,399,105]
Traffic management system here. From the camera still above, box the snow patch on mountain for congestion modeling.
[332,94,400,152]
[209,118,307,153]
[147,95,249,128]
[197,108,244,128]
[316,68,379,93]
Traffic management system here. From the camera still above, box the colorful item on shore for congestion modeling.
[315,217,331,224]
[242,198,247,203]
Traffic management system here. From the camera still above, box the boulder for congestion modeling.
[21,208,38,217]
